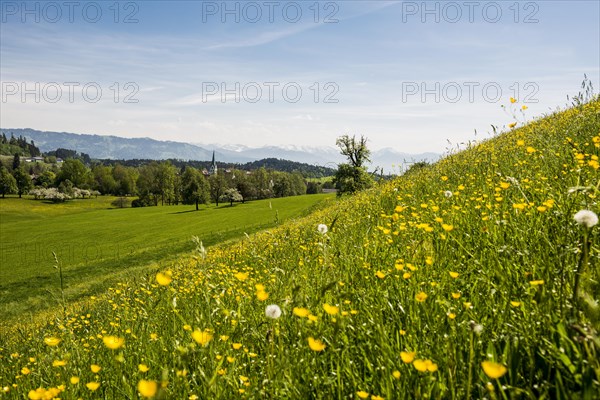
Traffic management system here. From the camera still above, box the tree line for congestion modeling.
[0,133,41,157]
[0,156,315,207]
[98,157,335,179]
[0,133,382,202]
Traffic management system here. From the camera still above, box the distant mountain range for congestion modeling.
[1,128,439,172]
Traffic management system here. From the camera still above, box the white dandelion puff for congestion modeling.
[506,176,519,185]
[317,224,328,235]
[265,304,282,319]
[470,320,483,335]
[574,210,598,228]
[444,190,453,198]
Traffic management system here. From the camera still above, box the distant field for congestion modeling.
[0,194,334,321]
[305,176,334,183]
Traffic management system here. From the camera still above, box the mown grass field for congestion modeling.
[0,194,334,322]
[0,100,599,399]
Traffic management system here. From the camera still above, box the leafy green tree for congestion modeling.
[58,179,74,196]
[57,159,90,187]
[12,153,20,171]
[92,165,117,195]
[273,173,292,197]
[0,165,17,198]
[13,168,32,198]
[36,171,56,188]
[156,162,177,205]
[333,134,373,196]
[181,167,210,210]
[136,163,160,206]
[113,164,137,196]
[235,173,256,203]
[333,164,372,196]
[306,181,321,194]
[209,174,228,206]
[290,172,307,195]
[250,167,273,199]
[336,134,371,168]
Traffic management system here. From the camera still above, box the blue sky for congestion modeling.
[1,0,598,153]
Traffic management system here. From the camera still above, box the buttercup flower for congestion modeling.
[481,361,507,379]
[137,380,158,398]
[293,307,310,317]
[192,330,213,346]
[156,272,172,286]
[102,336,125,350]
[308,337,326,351]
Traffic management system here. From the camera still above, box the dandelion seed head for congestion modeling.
[317,224,328,234]
[574,210,598,228]
[265,304,282,319]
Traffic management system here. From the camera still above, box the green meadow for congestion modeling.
[0,194,334,322]
[0,100,599,399]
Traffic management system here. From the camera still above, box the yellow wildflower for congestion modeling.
[192,330,213,346]
[481,361,507,379]
[415,292,428,302]
[293,307,310,318]
[86,382,100,391]
[308,337,326,351]
[400,351,416,363]
[103,335,125,350]
[323,303,339,315]
[137,380,158,398]
[156,272,172,286]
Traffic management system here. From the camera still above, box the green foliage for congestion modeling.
[12,153,20,170]
[333,135,374,196]
[241,157,336,178]
[336,134,371,167]
[57,159,90,188]
[12,167,32,198]
[112,164,137,196]
[0,165,17,197]
[35,170,56,188]
[234,173,256,203]
[155,161,177,205]
[135,162,161,206]
[58,179,74,196]
[181,167,210,210]
[209,173,228,206]
[0,132,41,157]
[46,148,91,164]
[333,163,373,196]
[306,181,321,194]
[92,165,118,195]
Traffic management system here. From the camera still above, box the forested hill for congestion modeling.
[97,157,336,178]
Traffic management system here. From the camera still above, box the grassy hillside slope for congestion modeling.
[1,100,598,399]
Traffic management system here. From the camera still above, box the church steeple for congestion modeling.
[209,151,218,175]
